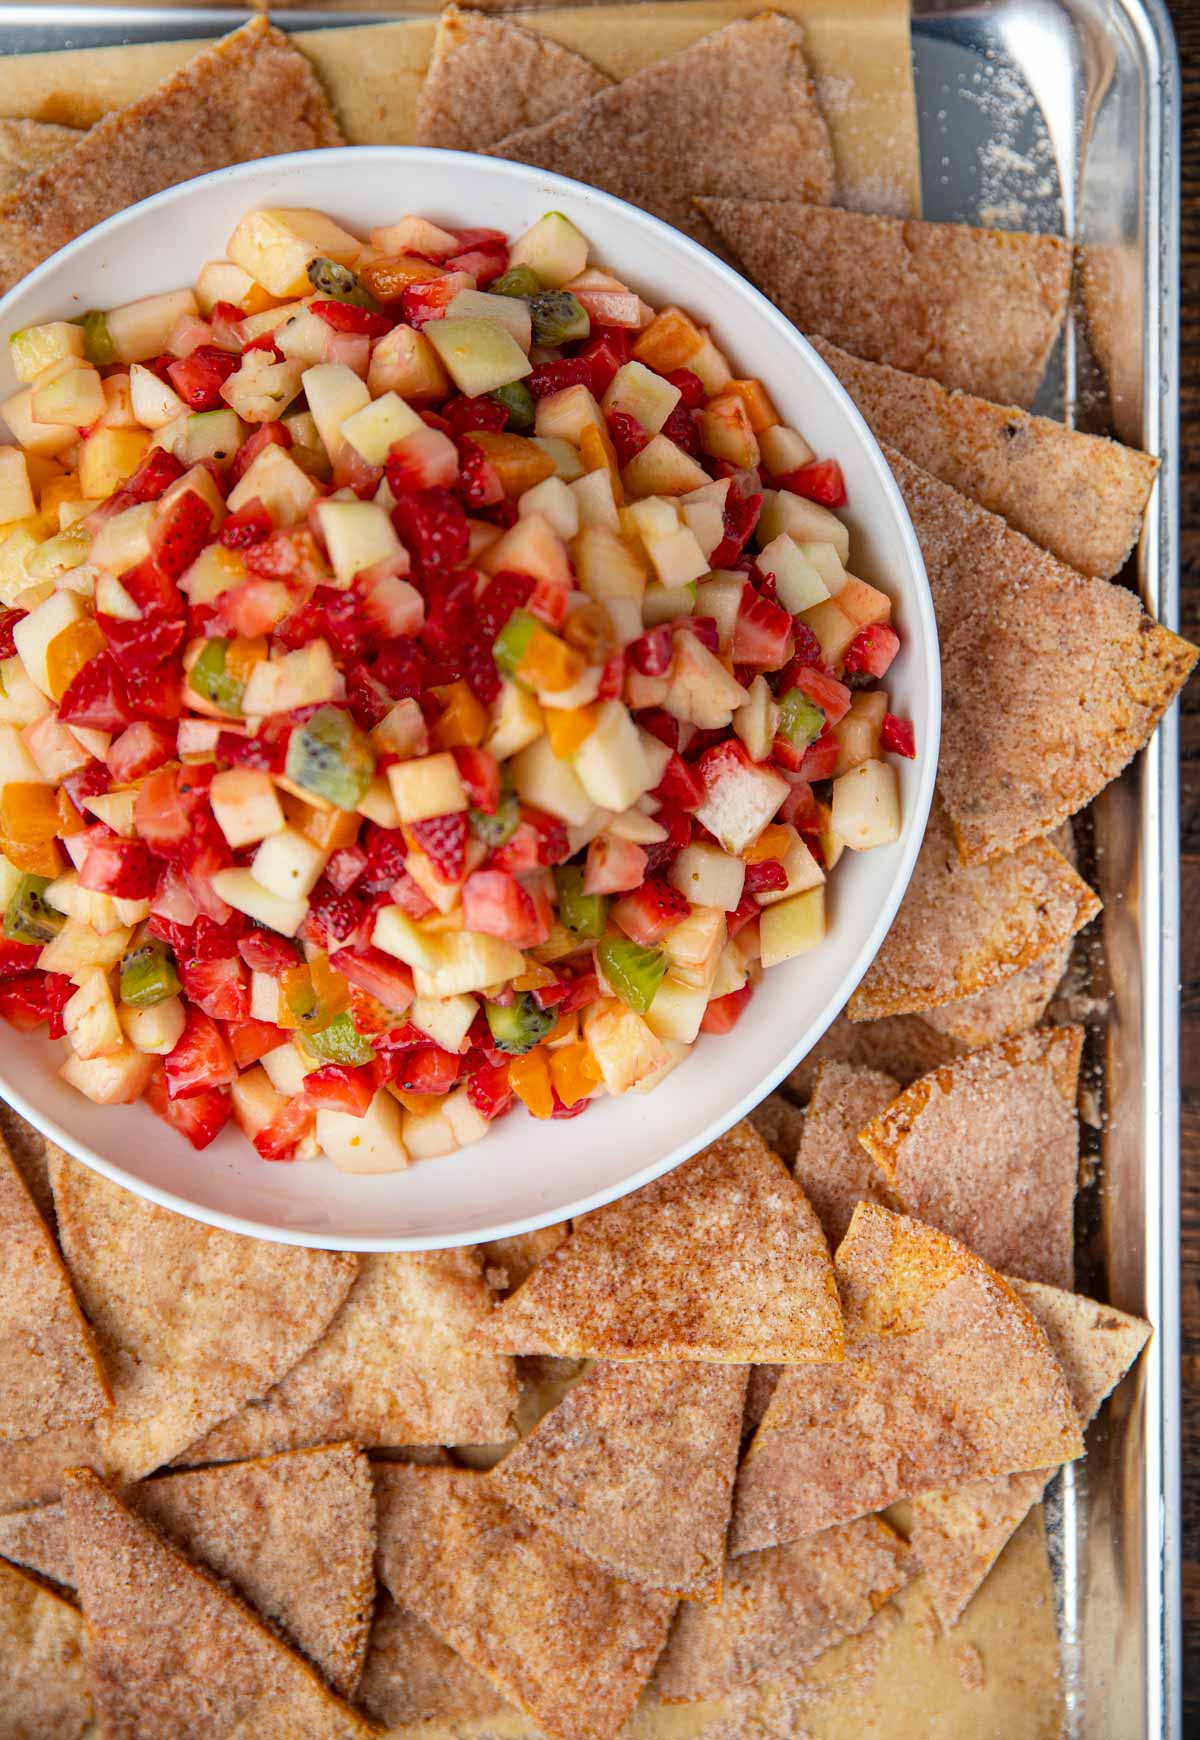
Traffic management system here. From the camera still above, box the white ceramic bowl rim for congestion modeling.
[0,146,939,1247]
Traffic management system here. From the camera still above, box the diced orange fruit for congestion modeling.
[56,789,87,836]
[282,792,361,851]
[470,431,556,499]
[431,681,488,750]
[226,636,268,684]
[309,951,351,1022]
[276,964,314,1031]
[39,471,82,525]
[578,423,624,505]
[242,282,277,316]
[745,823,793,864]
[0,825,61,877]
[634,305,704,372]
[516,627,586,695]
[513,960,557,993]
[1,782,61,844]
[545,705,598,758]
[360,255,445,303]
[726,378,779,433]
[550,1041,601,1109]
[45,618,106,702]
[563,601,616,663]
[388,1086,444,1116]
[509,1048,554,1119]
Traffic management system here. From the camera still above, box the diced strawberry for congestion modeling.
[98,611,187,677]
[164,1006,236,1100]
[177,956,250,1022]
[787,623,824,669]
[660,404,700,457]
[219,498,274,549]
[522,807,570,867]
[217,722,290,773]
[390,486,469,575]
[237,931,301,976]
[152,489,213,581]
[527,357,593,400]
[388,1044,460,1095]
[167,344,240,411]
[106,720,175,783]
[641,803,691,876]
[443,394,508,437]
[843,624,900,679]
[134,765,194,851]
[401,276,470,329]
[254,1099,316,1162]
[628,624,674,676]
[700,985,752,1034]
[0,937,41,984]
[462,868,549,948]
[302,1062,376,1116]
[447,246,507,286]
[665,368,705,409]
[452,746,500,814]
[881,713,916,758]
[300,880,364,952]
[79,836,155,899]
[578,327,632,396]
[215,579,293,640]
[148,907,245,963]
[331,443,384,501]
[310,299,394,337]
[779,775,817,830]
[0,971,73,1035]
[408,811,467,883]
[318,846,362,897]
[788,665,851,727]
[332,946,416,1015]
[676,616,720,656]
[478,571,536,641]
[709,489,763,568]
[245,527,327,587]
[732,583,793,670]
[612,878,691,945]
[58,653,131,733]
[636,708,680,750]
[554,971,601,1016]
[655,752,705,813]
[466,1059,513,1120]
[799,733,840,782]
[597,651,624,700]
[228,1017,287,1069]
[725,891,760,937]
[584,834,648,895]
[605,410,650,468]
[145,1069,232,1150]
[124,660,184,725]
[242,333,284,361]
[389,866,437,920]
[230,422,291,485]
[122,446,187,504]
[0,608,25,659]
[778,458,846,508]
[452,226,508,252]
[744,859,788,896]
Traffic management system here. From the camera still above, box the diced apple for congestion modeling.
[0,448,35,524]
[446,288,532,351]
[426,318,532,398]
[831,758,901,850]
[221,351,303,425]
[570,467,618,529]
[78,427,150,500]
[699,393,759,468]
[23,713,91,783]
[660,905,726,990]
[261,1042,310,1096]
[319,1090,410,1173]
[757,490,849,564]
[535,384,604,446]
[509,212,589,288]
[733,675,779,763]
[251,825,328,901]
[669,842,746,911]
[227,208,362,298]
[13,589,88,698]
[759,424,815,476]
[0,654,50,727]
[644,974,708,1044]
[644,525,708,590]
[225,443,319,528]
[314,499,402,587]
[759,886,825,966]
[179,545,247,607]
[637,730,673,789]
[622,435,709,498]
[757,532,830,613]
[583,999,669,1095]
[59,1044,156,1105]
[664,635,749,731]
[694,741,789,854]
[837,576,893,628]
[129,363,186,430]
[680,496,725,561]
[518,474,578,542]
[340,392,423,466]
[607,807,667,845]
[210,866,309,936]
[97,372,138,431]
[708,943,748,1001]
[9,322,85,384]
[411,930,526,998]
[602,362,680,435]
[641,581,696,627]
[832,690,887,776]
[410,993,477,1054]
[799,597,859,668]
[478,511,572,593]
[211,767,286,848]
[182,409,245,470]
[243,641,338,717]
[230,1066,288,1140]
[40,918,132,984]
[799,541,848,596]
[105,290,199,363]
[85,790,136,837]
[386,752,467,824]
[90,501,154,574]
[508,732,591,826]
[0,387,77,459]
[356,774,402,830]
[119,995,186,1056]
[30,365,104,430]
[532,434,586,483]
[368,324,450,401]
[571,700,652,811]
[301,362,371,463]
[195,259,262,315]
[63,968,123,1060]
[372,905,443,973]
[442,1084,490,1149]
[400,1101,458,1161]
[572,524,646,603]
[486,681,544,761]
[693,575,745,651]
[687,335,733,395]
[752,827,825,906]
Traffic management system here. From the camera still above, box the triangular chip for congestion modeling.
[848,800,1100,1021]
[747,1092,806,1162]
[49,1152,357,1480]
[0,1555,90,1740]
[176,1250,517,1465]
[0,117,80,199]
[492,1361,749,1598]
[887,448,1198,862]
[1079,242,1143,446]
[62,1468,376,1737]
[489,16,833,252]
[482,1226,570,1296]
[0,18,343,293]
[416,5,610,151]
[788,1010,962,1099]
[730,1205,1082,1554]
[654,1515,914,1702]
[0,1134,109,1442]
[698,200,1070,407]
[792,1061,900,1249]
[374,1464,676,1740]
[918,940,1072,1049]
[812,337,1158,580]
[357,1595,513,1729]
[0,1444,374,1697]
[910,1281,1149,1629]
[858,1027,1082,1288]
[477,1121,843,1364]
[0,1421,103,1512]
[0,1100,59,1226]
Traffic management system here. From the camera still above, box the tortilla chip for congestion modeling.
[910,1282,1149,1628]
[62,1468,376,1738]
[0,1102,58,1226]
[493,1361,748,1599]
[357,1595,516,1729]
[49,1152,357,1481]
[0,1498,71,1587]
[489,15,833,252]
[747,1091,806,1161]
[476,1121,843,1364]
[858,1027,1082,1289]
[0,1134,109,1443]
[730,1204,1082,1554]
[374,1463,676,1740]
[0,116,80,200]
[416,5,610,151]
[482,1227,570,1295]
[792,1061,901,1249]
[176,1250,517,1466]
[0,1555,90,1740]
[699,200,1070,407]
[811,337,1158,580]
[1079,242,1144,446]
[0,18,343,294]
[789,1011,962,1098]
[0,1422,103,1512]
[849,800,1100,1021]
[654,1515,913,1701]
[918,941,1072,1050]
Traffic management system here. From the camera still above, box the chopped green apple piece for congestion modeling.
[510,212,589,289]
[183,409,245,469]
[210,868,308,938]
[554,864,608,940]
[757,490,849,564]
[285,705,376,811]
[598,935,666,1015]
[484,993,556,1055]
[426,317,533,397]
[314,498,404,586]
[758,531,830,613]
[73,310,118,367]
[339,392,423,466]
[603,361,680,435]
[307,1011,376,1066]
[4,874,64,945]
[446,289,532,352]
[528,291,589,346]
[10,321,85,383]
[830,758,901,850]
[105,290,198,364]
[301,362,371,464]
[119,939,181,1008]
[758,886,825,967]
[188,638,245,716]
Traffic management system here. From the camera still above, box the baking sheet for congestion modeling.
[0,3,1182,1736]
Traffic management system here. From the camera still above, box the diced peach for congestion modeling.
[633,305,704,372]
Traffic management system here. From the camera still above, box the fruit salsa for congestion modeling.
[0,205,913,1173]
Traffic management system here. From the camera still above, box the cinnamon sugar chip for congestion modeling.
[357,1595,512,1729]
[416,5,610,151]
[0,1102,60,1226]
[475,1121,843,1364]
[886,447,1198,862]
[910,1282,1150,1628]
[0,1556,90,1740]
[61,1469,375,1738]
[488,16,833,252]
[731,1205,1082,1555]
[49,1153,357,1481]
[793,1062,901,1249]
[176,1251,517,1465]
[849,801,1100,1021]
[859,1027,1083,1288]
[373,1463,676,1740]
[919,942,1072,1049]
[698,201,1070,407]
[655,1515,914,1702]
[483,1227,570,1296]
[789,1012,962,1099]
[493,1361,749,1599]
[0,1444,376,1698]
[0,1133,109,1442]
[0,1421,103,1511]
[0,18,343,293]
[748,1092,807,1163]
[813,338,1158,579]
[0,117,80,200]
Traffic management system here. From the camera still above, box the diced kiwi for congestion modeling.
[598,935,666,1014]
[307,1010,376,1065]
[120,940,181,1008]
[469,791,520,847]
[72,310,117,368]
[491,265,542,299]
[3,874,64,946]
[188,638,245,717]
[306,257,378,311]
[554,864,608,941]
[484,992,556,1055]
[777,688,825,748]
[284,705,376,811]
[491,381,536,432]
[528,292,589,347]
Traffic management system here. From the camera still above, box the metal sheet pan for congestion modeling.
[0,3,1182,1735]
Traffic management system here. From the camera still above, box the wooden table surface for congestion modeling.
[1172,0,1199,1720]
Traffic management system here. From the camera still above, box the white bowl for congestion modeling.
[0,148,938,1249]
